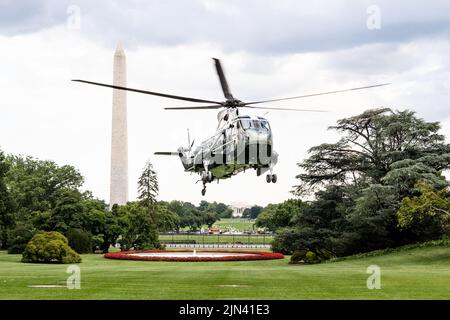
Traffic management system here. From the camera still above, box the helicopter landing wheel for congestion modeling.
[201,181,207,196]
[202,171,213,183]
[266,174,277,183]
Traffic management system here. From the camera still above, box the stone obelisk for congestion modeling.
[109,43,128,207]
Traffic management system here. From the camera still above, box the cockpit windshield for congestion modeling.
[239,119,270,131]
[260,121,270,131]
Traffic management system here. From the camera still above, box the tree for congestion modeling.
[344,184,398,253]
[129,161,161,250]
[66,228,92,254]
[84,199,122,253]
[287,108,450,257]
[7,224,34,254]
[294,108,450,195]
[118,202,161,250]
[167,201,205,231]
[397,181,450,240]
[256,199,305,231]
[243,205,263,219]
[5,155,83,214]
[156,203,179,232]
[199,201,232,219]
[48,189,86,233]
[3,155,84,249]
[138,161,159,209]
[204,211,220,228]
[213,202,233,218]
[0,151,16,249]
[272,186,348,256]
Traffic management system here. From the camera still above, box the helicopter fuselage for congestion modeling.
[176,109,278,187]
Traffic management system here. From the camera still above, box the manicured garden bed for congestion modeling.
[104,249,284,262]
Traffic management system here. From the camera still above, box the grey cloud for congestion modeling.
[1,0,449,54]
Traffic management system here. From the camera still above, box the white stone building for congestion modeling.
[230,202,251,218]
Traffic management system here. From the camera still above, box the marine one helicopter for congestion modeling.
[73,59,388,195]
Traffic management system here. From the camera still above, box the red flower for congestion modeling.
[104,250,284,262]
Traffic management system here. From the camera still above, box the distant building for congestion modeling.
[230,202,251,218]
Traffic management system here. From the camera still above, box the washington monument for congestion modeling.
[110,43,128,206]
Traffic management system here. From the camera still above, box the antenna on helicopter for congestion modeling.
[187,129,194,151]
[187,128,190,149]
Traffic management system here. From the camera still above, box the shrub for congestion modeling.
[22,231,81,264]
[290,250,307,264]
[7,225,34,254]
[305,251,318,264]
[66,228,92,253]
[290,248,334,264]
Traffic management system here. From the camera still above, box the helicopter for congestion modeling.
[73,58,389,195]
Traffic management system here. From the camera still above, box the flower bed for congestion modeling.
[104,250,284,262]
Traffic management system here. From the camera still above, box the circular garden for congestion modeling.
[104,250,284,262]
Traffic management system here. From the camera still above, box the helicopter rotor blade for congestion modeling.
[241,83,390,106]
[164,105,224,110]
[213,58,234,100]
[72,79,223,104]
[243,105,328,112]
[154,152,180,156]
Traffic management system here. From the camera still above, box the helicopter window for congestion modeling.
[251,120,261,129]
[239,119,263,130]
[240,119,252,130]
[261,121,270,131]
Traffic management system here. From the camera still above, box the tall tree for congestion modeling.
[275,108,450,258]
[5,155,83,222]
[294,108,450,195]
[135,161,160,249]
[0,151,16,249]
[138,161,159,209]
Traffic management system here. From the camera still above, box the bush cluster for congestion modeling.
[22,231,81,264]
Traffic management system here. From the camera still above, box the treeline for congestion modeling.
[0,153,231,254]
[255,109,450,263]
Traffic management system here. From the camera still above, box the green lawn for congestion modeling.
[211,218,257,231]
[1,245,450,299]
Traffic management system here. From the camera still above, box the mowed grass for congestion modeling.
[211,218,256,231]
[1,245,450,299]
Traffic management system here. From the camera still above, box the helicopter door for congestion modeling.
[223,122,236,164]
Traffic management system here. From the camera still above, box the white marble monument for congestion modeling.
[109,43,128,206]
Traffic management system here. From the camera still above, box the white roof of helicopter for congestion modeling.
[237,115,268,121]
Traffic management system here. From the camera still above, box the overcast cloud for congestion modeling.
[1,0,450,53]
[0,1,449,206]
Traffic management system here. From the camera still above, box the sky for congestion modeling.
[0,0,449,206]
